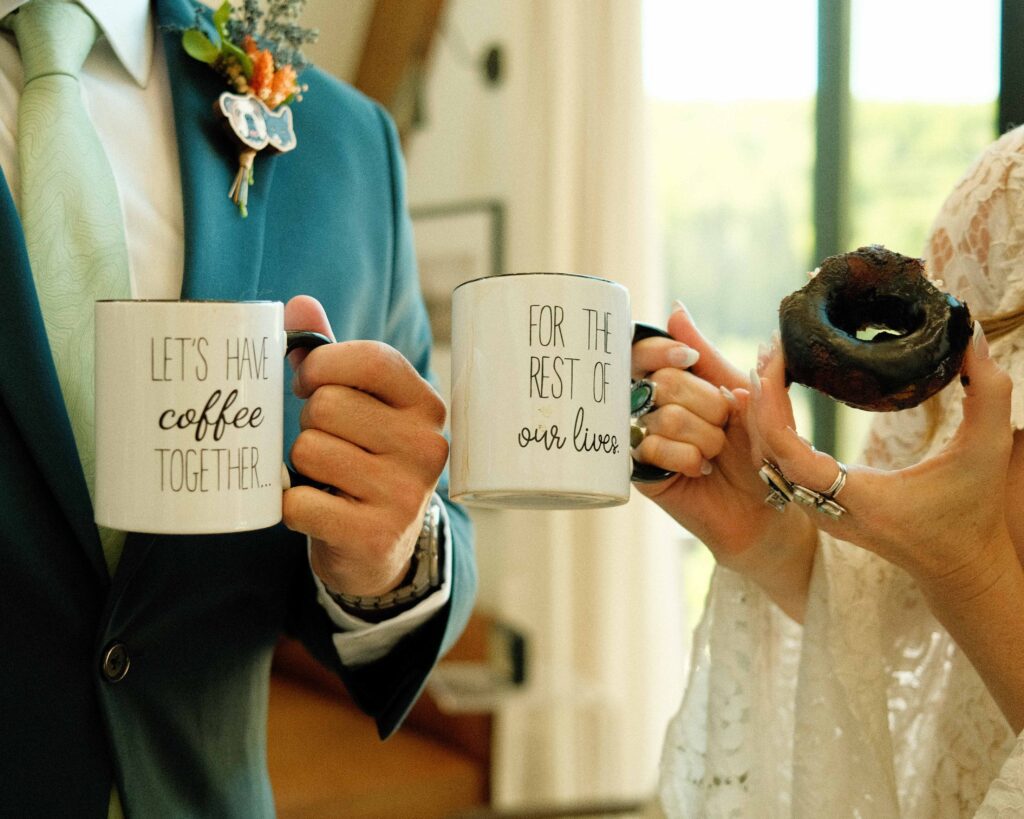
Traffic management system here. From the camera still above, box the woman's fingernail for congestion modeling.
[701,459,714,476]
[756,341,773,375]
[973,321,989,359]
[672,299,688,315]
[667,345,700,368]
[749,368,762,399]
[771,329,781,350]
[719,385,737,406]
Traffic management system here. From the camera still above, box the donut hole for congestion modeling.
[826,293,925,343]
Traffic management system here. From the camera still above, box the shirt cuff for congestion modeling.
[310,496,453,667]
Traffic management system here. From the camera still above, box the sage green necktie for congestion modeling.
[10,0,130,575]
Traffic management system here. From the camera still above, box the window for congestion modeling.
[840,0,999,455]
[644,0,1000,620]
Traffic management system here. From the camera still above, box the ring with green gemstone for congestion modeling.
[631,378,657,417]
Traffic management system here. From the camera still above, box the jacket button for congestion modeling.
[101,642,130,683]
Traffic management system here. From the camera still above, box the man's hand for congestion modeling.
[282,296,449,598]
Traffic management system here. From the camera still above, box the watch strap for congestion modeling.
[328,497,443,622]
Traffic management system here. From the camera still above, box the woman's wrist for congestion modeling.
[719,512,820,623]
[916,526,1017,612]
[919,526,1024,732]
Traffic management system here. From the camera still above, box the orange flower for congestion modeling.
[243,36,298,108]
[269,64,298,106]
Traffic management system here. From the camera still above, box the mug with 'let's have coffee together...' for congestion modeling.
[450,272,672,510]
[94,300,329,535]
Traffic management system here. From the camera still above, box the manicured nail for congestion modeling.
[749,368,762,399]
[719,385,737,406]
[756,342,773,376]
[701,459,714,476]
[757,342,769,368]
[672,299,691,318]
[667,345,700,368]
[771,329,781,349]
[973,321,989,359]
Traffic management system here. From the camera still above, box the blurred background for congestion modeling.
[265,1,1011,816]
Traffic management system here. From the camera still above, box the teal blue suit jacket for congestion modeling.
[0,0,476,815]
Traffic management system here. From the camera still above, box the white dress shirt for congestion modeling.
[0,0,450,664]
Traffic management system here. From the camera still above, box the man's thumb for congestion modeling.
[284,295,336,368]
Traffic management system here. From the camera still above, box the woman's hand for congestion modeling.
[749,322,1024,730]
[748,323,1014,591]
[632,303,818,620]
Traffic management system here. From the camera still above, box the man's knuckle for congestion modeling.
[420,431,450,472]
[303,388,334,428]
[422,387,447,426]
[291,429,321,468]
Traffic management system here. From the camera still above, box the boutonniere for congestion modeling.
[180,0,318,217]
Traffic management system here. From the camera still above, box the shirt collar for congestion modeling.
[0,0,153,87]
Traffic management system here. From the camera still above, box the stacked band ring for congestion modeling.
[758,458,848,519]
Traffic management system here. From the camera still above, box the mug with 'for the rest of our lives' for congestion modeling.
[450,272,671,510]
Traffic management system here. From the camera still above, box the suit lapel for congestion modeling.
[157,0,278,302]
[0,173,108,582]
[0,0,280,587]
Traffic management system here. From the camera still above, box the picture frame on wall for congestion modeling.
[412,200,505,347]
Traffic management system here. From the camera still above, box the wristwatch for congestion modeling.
[330,497,443,622]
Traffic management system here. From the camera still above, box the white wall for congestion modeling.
[301,0,374,83]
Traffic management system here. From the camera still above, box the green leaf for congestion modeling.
[222,39,254,78]
[182,29,220,65]
[213,1,232,39]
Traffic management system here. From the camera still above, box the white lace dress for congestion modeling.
[660,126,1024,818]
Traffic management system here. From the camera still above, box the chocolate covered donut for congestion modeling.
[778,245,972,411]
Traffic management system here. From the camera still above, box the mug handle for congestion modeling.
[284,331,334,490]
[631,322,677,484]
[286,330,333,353]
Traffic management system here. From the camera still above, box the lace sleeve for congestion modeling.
[659,566,803,818]
[923,124,1024,431]
[975,731,1024,818]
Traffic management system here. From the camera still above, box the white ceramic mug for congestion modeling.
[94,300,328,534]
[451,272,643,509]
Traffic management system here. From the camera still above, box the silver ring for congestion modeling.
[758,459,794,510]
[792,484,822,507]
[822,461,847,500]
[763,487,789,512]
[786,460,849,520]
[817,498,846,520]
